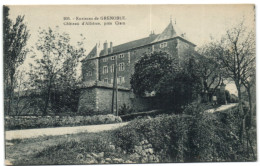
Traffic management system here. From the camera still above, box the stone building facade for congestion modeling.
[78,20,196,113]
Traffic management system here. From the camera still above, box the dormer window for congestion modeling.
[119,54,124,58]
[160,42,167,48]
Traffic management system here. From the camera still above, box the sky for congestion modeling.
[7,5,255,95]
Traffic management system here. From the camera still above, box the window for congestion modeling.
[104,78,108,83]
[110,64,114,73]
[103,58,108,62]
[117,76,125,84]
[119,54,124,58]
[111,78,114,84]
[111,56,115,60]
[160,42,167,48]
[103,66,108,74]
[119,63,125,71]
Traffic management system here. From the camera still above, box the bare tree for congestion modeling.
[3,6,30,115]
[215,20,255,142]
[241,65,255,129]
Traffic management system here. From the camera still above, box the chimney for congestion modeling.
[103,41,108,55]
[110,42,113,53]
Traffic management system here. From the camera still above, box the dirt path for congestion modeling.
[206,103,238,113]
[5,122,128,140]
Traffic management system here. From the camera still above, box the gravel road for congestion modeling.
[5,122,128,140]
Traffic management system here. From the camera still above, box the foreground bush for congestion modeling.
[5,114,122,130]
[113,103,256,162]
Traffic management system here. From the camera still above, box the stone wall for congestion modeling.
[78,86,156,114]
[78,88,98,112]
[96,87,131,112]
[78,138,160,164]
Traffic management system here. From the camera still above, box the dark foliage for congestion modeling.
[113,103,256,162]
[130,51,202,113]
[130,51,176,96]
[118,104,134,116]
[120,109,166,121]
[50,88,81,114]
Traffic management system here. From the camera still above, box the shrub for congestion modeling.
[113,124,143,152]
[113,114,190,161]
[5,114,122,130]
[118,104,134,116]
[113,102,254,162]
[120,109,164,121]
[78,105,110,116]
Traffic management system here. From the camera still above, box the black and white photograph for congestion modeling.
[2,4,257,165]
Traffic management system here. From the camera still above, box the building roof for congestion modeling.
[99,34,159,56]
[152,21,177,43]
[82,21,195,62]
[86,45,97,59]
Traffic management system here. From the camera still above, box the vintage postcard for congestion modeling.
[3,4,256,165]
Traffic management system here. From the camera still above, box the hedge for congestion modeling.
[120,109,165,121]
[5,114,122,130]
[112,103,255,162]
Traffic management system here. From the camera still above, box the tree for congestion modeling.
[29,27,85,115]
[241,68,255,128]
[196,44,224,102]
[130,51,176,96]
[158,55,202,109]
[3,6,30,115]
[11,70,36,115]
[217,21,255,107]
[215,20,255,142]
[130,51,201,111]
